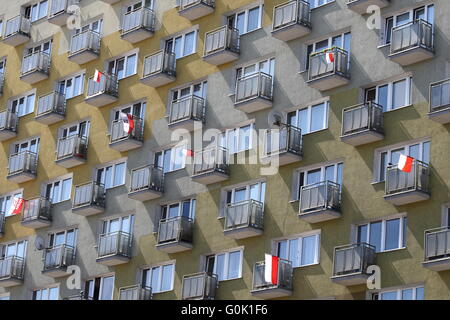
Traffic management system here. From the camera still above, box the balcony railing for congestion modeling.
[36,92,66,118]
[424,227,450,262]
[20,51,51,77]
[122,7,155,35]
[73,181,106,210]
[142,50,176,79]
[119,285,152,300]
[263,125,302,157]
[110,115,144,144]
[225,199,264,232]
[0,110,18,134]
[385,160,430,196]
[0,212,5,236]
[180,0,215,10]
[86,72,119,99]
[8,151,38,177]
[157,216,193,245]
[272,0,311,32]
[130,165,164,194]
[0,256,25,281]
[430,79,450,113]
[308,47,350,81]
[4,15,31,40]
[252,258,293,292]
[235,72,273,105]
[203,25,240,57]
[22,197,52,224]
[182,272,218,300]
[390,19,433,55]
[342,102,384,137]
[98,231,132,259]
[56,134,88,161]
[193,147,229,176]
[69,30,101,57]
[43,244,75,272]
[169,95,205,125]
[332,243,376,277]
[299,180,341,214]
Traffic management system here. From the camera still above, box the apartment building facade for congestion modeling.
[0,0,449,300]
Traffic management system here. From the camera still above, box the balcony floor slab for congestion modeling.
[156,241,193,253]
[96,255,130,266]
[384,190,430,206]
[191,171,229,185]
[298,209,341,223]
[121,28,154,44]
[85,93,118,107]
[340,130,384,146]
[140,72,176,88]
[203,50,239,66]
[224,227,263,239]
[42,267,69,278]
[331,273,369,286]
[235,97,272,114]
[389,47,434,66]
[347,0,390,15]
[109,139,143,152]
[55,156,86,169]
[307,74,350,91]
[35,112,65,125]
[48,12,71,26]
[271,23,311,42]
[179,3,214,20]
[68,50,99,65]
[128,189,163,201]
[7,172,36,183]
[3,33,30,47]
[251,287,292,299]
[0,130,17,142]
[20,71,49,85]
[0,278,23,288]
[422,257,450,272]
[428,108,450,124]
[72,205,104,216]
[21,219,51,229]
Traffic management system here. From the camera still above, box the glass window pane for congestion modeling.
[174,36,182,59]
[168,204,180,218]
[48,287,59,300]
[227,251,241,279]
[113,163,125,187]
[408,144,420,160]
[380,291,398,300]
[277,241,288,260]
[325,165,335,182]
[100,276,114,300]
[233,188,246,203]
[105,166,113,189]
[247,7,260,32]
[289,238,300,267]
[239,125,251,152]
[416,287,424,300]
[125,54,136,77]
[357,224,368,243]
[402,288,413,300]
[215,254,226,281]
[380,152,387,181]
[378,85,389,112]
[306,169,321,185]
[163,150,171,173]
[392,79,407,110]
[385,218,400,250]
[422,142,430,164]
[161,264,174,291]
[301,235,317,266]
[310,103,325,132]
[298,108,309,134]
[151,267,160,292]
[236,12,245,35]
[61,178,72,201]
[369,221,382,252]
[183,32,195,56]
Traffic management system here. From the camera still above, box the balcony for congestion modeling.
[251,258,293,299]
[235,72,273,113]
[121,7,155,43]
[48,0,78,26]
[261,125,302,166]
[96,231,132,266]
[168,95,205,132]
[307,47,350,91]
[68,30,101,65]
[72,181,106,216]
[128,165,164,201]
[429,79,450,123]
[178,0,215,20]
[20,51,50,84]
[21,197,52,229]
[42,244,75,278]
[0,72,4,97]
[203,25,240,66]
[85,73,119,107]
[7,151,38,183]
[191,147,229,185]
[141,50,176,87]
[384,160,430,206]
[0,212,4,237]
[224,200,264,239]
[100,0,121,3]
[388,19,434,66]
[156,216,193,253]
[119,285,152,300]
[340,102,384,146]
[0,256,25,287]
[182,272,218,300]
[346,0,390,15]
[0,110,18,142]
[272,0,311,41]
[3,15,31,46]
[423,227,450,271]
[109,116,144,152]
[331,243,376,286]
[35,92,66,125]
[55,134,88,168]
[299,181,341,223]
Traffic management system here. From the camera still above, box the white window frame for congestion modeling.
[155,143,187,173]
[274,231,321,268]
[371,284,424,300]
[12,136,40,155]
[227,4,263,35]
[48,228,78,249]
[24,0,49,23]
[45,177,73,204]
[161,198,196,220]
[365,77,412,112]
[102,214,134,235]
[1,240,28,258]
[309,0,335,10]
[220,123,254,155]
[10,92,36,117]
[85,274,115,300]
[0,19,3,38]
[75,18,103,36]
[287,101,329,135]
[107,51,138,80]
[0,190,23,218]
[95,161,127,190]
[59,120,90,139]
[32,286,59,300]
[206,248,244,282]
[165,29,197,60]
[57,72,85,100]
[304,32,351,71]
[142,262,175,294]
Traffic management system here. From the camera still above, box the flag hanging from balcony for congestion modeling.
[325,52,335,64]
[183,149,194,157]
[8,197,24,216]
[398,154,414,173]
[120,112,134,134]
[264,254,279,285]
[94,70,103,83]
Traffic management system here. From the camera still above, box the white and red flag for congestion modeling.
[183,149,194,157]
[325,51,335,64]
[264,254,279,285]
[8,197,24,216]
[94,70,103,83]
[398,154,414,173]
[120,112,134,134]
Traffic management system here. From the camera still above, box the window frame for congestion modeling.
[165,29,197,60]
[205,248,244,282]
[24,0,49,23]
[227,4,263,36]
[95,161,127,190]
[220,123,254,155]
[365,77,412,112]
[0,190,23,218]
[57,72,85,100]
[45,177,73,204]
[371,285,424,300]
[274,231,321,268]
[32,286,59,300]
[141,262,175,294]
[48,228,78,249]
[154,143,188,173]
[10,92,36,117]
[161,198,196,221]
[85,274,115,300]
[107,52,138,80]
[287,101,329,135]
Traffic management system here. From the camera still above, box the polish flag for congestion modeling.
[398,154,414,173]
[325,52,335,64]
[120,112,134,134]
[264,254,279,285]
[8,197,24,216]
[183,149,194,157]
[94,70,103,83]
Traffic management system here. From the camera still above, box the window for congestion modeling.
[307,0,334,9]
[171,81,207,104]
[48,228,77,248]
[142,263,175,293]
[276,232,320,268]
[1,240,27,258]
[305,32,351,70]
[33,287,59,300]
[357,216,407,253]
[125,0,154,12]
[0,58,5,75]
[165,30,197,59]
[205,249,243,281]
[288,101,329,135]
[372,285,424,300]
[161,199,196,220]
[60,120,90,139]
[26,40,52,56]
[365,77,412,112]
[227,5,263,35]
[154,144,187,173]
[45,177,72,204]
[58,73,85,99]
[0,295,10,300]
[113,101,146,121]
[13,137,40,155]
[375,140,430,182]
[85,275,115,300]
[102,215,134,235]
[96,162,126,189]
[75,19,103,35]
[234,58,275,94]
[10,93,36,117]
[224,181,266,210]
[0,191,23,217]
[219,123,254,155]
[24,0,49,22]
[107,52,137,80]
[0,20,3,38]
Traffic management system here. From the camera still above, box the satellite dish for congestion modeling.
[267,110,284,129]
[34,236,45,251]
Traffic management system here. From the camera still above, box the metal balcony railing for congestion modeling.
[122,7,155,35]
[37,92,66,118]
[299,180,341,214]
[430,79,450,113]
[157,216,193,245]
[0,110,18,133]
[342,102,384,136]
[43,244,75,272]
[142,50,176,79]
[252,258,293,292]
[332,242,376,277]
[0,256,25,281]
[424,227,450,262]
[272,0,311,31]
[110,115,144,144]
[86,72,119,98]
[56,134,88,161]
[49,0,78,18]
[169,95,205,125]
[22,197,52,224]
[98,231,132,259]
[385,160,430,196]
[204,25,240,57]
[73,181,106,209]
[263,124,302,157]
[182,272,218,300]
[8,150,38,177]
[0,212,5,236]
[69,30,101,56]
[4,15,31,39]
[308,47,350,81]
[119,285,152,300]
[193,146,229,176]
[180,0,215,11]
[225,199,264,232]
[130,165,164,193]
[235,72,273,104]
[20,51,51,77]
[390,19,433,55]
